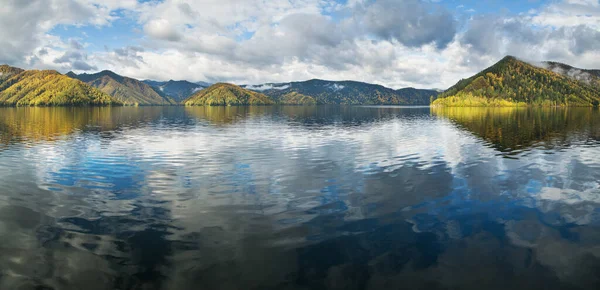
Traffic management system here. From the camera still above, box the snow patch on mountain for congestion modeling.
[246,84,290,91]
[327,83,345,91]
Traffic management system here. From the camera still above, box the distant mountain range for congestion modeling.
[2,56,599,107]
[67,71,176,105]
[433,56,600,107]
[242,79,438,105]
[142,80,208,103]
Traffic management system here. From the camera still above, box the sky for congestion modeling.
[1,0,599,89]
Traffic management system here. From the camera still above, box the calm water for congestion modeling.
[1,106,600,290]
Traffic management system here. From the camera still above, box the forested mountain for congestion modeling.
[0,66,118,106]
[433,56,600,107]
[396,87,439,104]
[242,79,438,105]
[0,65,24,83]
[67,71,176,105]
[184,83,274,106]
[279,92,317,105]
[142,80,206,102]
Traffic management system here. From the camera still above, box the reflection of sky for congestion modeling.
[1,107,600,288]
[12,106,600,230]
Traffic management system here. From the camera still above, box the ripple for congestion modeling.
[0,106,599,289]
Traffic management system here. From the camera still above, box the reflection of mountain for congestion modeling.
[2,106,600,289]
[0,107,189,145]
[183,106,272,125]
[432,107,600,153]
[185,105,432,127]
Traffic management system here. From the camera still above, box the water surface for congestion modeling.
[1,106,600,289]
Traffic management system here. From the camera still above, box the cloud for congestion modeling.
[1,0,600,89]
[568,25,600,55]
[143,18,183,42]
[69,39,84,50]
[359,0,458,48]
[0,0,127,66]
[53,48,97,71]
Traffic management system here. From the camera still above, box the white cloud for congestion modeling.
[143,18,182,41]
[2,0,600,89]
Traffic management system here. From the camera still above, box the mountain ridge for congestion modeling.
[242,79,438,105]
[68,70,176,105]
[0,66,119,106]
[433,56,600,107]
[142,79,207,102]
[184,83,274,106]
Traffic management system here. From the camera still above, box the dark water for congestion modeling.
[1,106,600,290]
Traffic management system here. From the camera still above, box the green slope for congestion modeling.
[184,83,274,106]
[279,92,317,105]
[68,70,176,105]
[0,67,119,106]
[434,56,600,107]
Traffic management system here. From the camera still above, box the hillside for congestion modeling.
[184,83,274,106]
[279,92,317,105]
[397,87,439,104]
[68,71,176,105]
[434,56,600,107]
[243,79,438,105]
[0,65,25,83]
[0,67,118,106]
[143,80,206,102]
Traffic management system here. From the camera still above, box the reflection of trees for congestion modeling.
[3,105,600,289]
[184,106,273,126]
[185,105,431,128]
[0,107,170,145]
[432,107,600,153]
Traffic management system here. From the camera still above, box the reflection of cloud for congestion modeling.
[3,106,600,288]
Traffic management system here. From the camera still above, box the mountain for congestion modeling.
[433,56,600,107]
[279,92,317,105]
[142,80,206,102]
[396,87,440,104]
[242,79,438,105]
[68,71,176,105]
[0,65,24,83]
[196,81,212,87]
[184,83,274,106]
[541,61,600,86]
[0,66,118,106]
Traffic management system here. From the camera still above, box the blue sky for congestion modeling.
[1,0,599,89]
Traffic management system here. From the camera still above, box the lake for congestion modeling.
[1,106,600,290]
